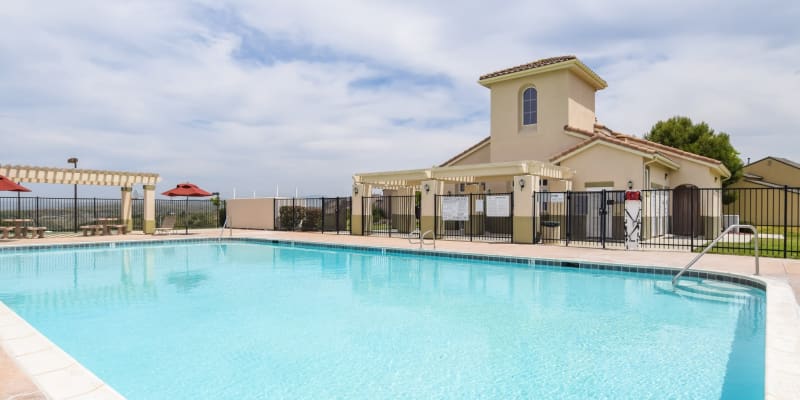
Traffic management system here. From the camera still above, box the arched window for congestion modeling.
[522,87,537,125]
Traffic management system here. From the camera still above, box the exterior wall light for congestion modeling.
[518,178,525,190]
[627,180,633,189]
[353,185,359,195]
[423,183,430,193]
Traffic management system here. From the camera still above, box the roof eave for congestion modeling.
[478,59,608,90]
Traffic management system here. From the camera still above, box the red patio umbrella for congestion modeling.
[0,174,32,218]
[162,183,212,234]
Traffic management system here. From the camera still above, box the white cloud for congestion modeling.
[0,0,798,198]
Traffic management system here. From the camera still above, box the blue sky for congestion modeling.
[1,1,799,198]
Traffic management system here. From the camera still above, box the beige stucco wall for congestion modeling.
[226,198,275,230]
[448,142,491,166]
[739,158,800,187]
[646,163,670,189]
[670,159,721,189]
[487,69,585,163]
[558,143,644,190]
[567,75,597,132]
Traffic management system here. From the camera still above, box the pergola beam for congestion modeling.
[0,165,160,186]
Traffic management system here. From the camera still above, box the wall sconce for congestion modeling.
[627,180,633,189]
[518,178,525,190]
[664,173,668,180]
[423,183,430,193]
[353,185,359,195]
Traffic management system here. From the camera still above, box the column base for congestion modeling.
[143,220,156,234]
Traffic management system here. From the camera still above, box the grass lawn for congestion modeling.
[699,225,800,259]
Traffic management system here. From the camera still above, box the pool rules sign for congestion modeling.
[624,191,641,250]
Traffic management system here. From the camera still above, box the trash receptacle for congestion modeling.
[542,220,561,241]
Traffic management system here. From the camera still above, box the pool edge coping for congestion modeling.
[1,236,798,399]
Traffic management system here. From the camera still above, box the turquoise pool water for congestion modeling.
[0,241,765,399]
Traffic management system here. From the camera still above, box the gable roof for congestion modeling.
[440,136,491,167]
[747,156,800,170]
[553,124,731,178]
[479,56,577,80]
[478,55,608,90]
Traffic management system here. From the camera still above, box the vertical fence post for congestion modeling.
[600,190,607,249]
[468,193,473,242]
[292,197,296,231]
[361,197,366,236]
[35,197,39,226]
[785,185,789,259]
[690,188,695,251]
[319,197,324,233]
[566,192,572,246]
[388,195,393,238]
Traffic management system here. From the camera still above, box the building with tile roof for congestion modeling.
[353,56,731,241]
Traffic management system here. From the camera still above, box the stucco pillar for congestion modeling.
[350,183,371,235]
[513,175,539,244]
[420,180,444,237]
[120,186,133,232]
[143,184,156,234]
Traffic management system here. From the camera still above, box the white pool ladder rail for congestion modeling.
[672,224,759,286]
[408,229,436,250]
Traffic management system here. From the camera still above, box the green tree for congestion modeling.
[645,116,743,204]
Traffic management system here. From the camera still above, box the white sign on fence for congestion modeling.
[442,196,469,221]
[486,195,510,217]
[549,193,565,203]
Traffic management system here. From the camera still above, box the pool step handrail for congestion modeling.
[408,229,436,250]
[218,216,232,239]
[672,224,759,286]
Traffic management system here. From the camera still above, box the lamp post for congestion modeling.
[68,157,78,232]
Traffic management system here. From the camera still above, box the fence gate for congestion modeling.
[535,190,625,248]
[361,196,417,237]
[435,193,513,242]
[321,197,352,234]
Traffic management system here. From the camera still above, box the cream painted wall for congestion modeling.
[740,158,800,187]
[487,69,585,162]
[567,75,597,132]
[559,143,644,190]
[448,142,491,166]
[646,164,670,188]
[226,198,275,230]
[670,159,720,189]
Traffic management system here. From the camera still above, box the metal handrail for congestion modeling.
[672,224,759,286]
[408,229,436,250]
[218,216,231,239]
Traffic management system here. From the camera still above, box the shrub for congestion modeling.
[279,206,305,230]
[302,208,322,231]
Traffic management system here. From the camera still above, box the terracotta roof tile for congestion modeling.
[479,55,577,81]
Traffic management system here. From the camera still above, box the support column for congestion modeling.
[513,175,539,244]
[420,180,444,236]
[120,186,133,232]
[143,184,156,234]
[350,182,371,235]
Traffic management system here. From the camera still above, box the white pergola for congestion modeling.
[1,164,162,233]
[353,159,574,189]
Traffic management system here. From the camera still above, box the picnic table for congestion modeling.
[1,218,32,238]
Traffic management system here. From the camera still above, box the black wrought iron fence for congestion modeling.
[435,193,513,242]
[321,197,352,234]
[0,196,220,233]
[534,186,800,258]
[361,196,417,237]
[274,198,324,231]
[535,190,625,248]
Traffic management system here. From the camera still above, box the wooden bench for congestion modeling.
[107,224,127,235]
[0,226,13,239]
[26,227,47,238]
[80,225,104,236]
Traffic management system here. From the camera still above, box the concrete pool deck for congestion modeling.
[1,229,798,399]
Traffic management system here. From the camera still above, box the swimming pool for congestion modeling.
[0,239,765,399]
